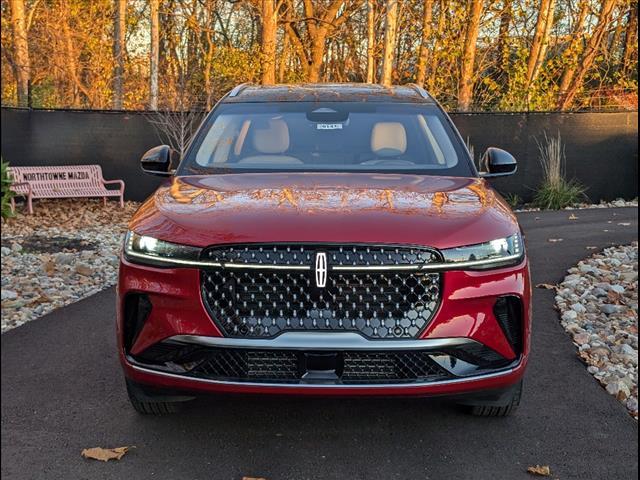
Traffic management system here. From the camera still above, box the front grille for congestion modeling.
[134,342,452,384]
[202,244,440,267]
[201,270,440,339]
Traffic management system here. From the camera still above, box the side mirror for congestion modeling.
[141,145,175,177]
[479,147,517,178]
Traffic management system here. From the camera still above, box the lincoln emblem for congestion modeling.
[315,252,328,288]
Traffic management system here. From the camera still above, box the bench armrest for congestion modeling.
[102,179,125,193]
[10,181,32,195]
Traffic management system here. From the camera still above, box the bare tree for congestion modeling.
[260,0,278,84]
[415,0,433,86]
[557,0,617,110]
[149,0,159,110]
[113,0,126,109]
[525,0,556,91]
[366,0,375,83]
[9,0,30,107]
[458,0,484,111]
[380,0,398,86]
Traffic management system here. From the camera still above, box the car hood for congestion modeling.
[129,173,519,249]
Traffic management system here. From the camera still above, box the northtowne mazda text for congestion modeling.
[118,83,531,417]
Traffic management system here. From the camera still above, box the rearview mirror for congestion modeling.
[141,145,175,177]
[479,147,517,178]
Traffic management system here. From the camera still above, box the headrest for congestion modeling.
[371,122,407,157]
[252,118,290,154]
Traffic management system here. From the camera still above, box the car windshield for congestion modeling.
[178,102,475,177]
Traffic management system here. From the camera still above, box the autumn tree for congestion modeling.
[112,0,126,109]
[557,0,618,110]
[149,0,159,110]
[9,0,29,107]
[415,0,433,87]
[380,0,398,86]
[458,0,483,110]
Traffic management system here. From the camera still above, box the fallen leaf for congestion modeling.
[242,477,267,480]
[43,260,56,276]
[527,465,552,476]
[607,290,625,305]
[81,446,133,462]
[568,213,578,220]
[536,283,557,290]
[547,238,563,243]
[586,246,598,250]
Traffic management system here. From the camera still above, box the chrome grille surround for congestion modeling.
[200,244,442,340]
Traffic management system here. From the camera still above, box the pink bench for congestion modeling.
[9,165,125,214]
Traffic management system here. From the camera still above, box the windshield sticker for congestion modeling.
[316,123,343,130]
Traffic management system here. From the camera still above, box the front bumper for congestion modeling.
[117,256,531,397]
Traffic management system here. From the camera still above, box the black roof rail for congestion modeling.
[228,83,252,97]
[406,83,432,100]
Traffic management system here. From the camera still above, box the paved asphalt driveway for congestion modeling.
[2,207,638,480]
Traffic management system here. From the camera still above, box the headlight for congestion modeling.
[124,231,202,267]
[439,232,524,270]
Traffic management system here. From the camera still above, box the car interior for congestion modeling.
[194,111,459,170]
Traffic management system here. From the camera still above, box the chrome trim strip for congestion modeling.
[126,250,522,272]
[170,333,476,351]
[332,264,422,272]
[128,362,516,389]
[223,263,311,271]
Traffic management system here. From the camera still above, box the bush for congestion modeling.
[1,159,15,219]
[533,132,586,209]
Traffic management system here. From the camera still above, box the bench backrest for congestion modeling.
[9,165,105,195]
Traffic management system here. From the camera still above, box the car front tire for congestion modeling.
[463,380,523,417]
[126,380,193,415]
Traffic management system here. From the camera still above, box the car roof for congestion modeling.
[222,83,436,104]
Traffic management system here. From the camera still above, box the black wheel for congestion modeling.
[464,381,523,417]
[126,380,192,415]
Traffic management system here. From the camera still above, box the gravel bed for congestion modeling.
[555,242,638,419]
[1,199,139,333]
[514,197,637,212]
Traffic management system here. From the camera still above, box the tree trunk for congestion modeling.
[380,0,399,86]
[497,0,512,74]
[260,0,277,84]
[149,0,159,110]
[113,0,126,109]
[525,0,556,89]
[9,0,30,107]
[622,2,638,75]
[556,1,589,104]
[457,0,483,111]
[415,0,433,86]
[427,0,446,92]
[366,0,375,83]
[557,0,617,110]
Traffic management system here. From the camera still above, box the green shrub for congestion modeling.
[533,132,586,209]
[1,159,15,219]
[503,193,522,209]
[533,178,586,210]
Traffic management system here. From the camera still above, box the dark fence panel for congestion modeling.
[1,107,637,203]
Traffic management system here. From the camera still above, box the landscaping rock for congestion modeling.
[1,199,139,333]
[556,242,638,420]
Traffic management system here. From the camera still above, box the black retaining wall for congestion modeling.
[1,107,637,203]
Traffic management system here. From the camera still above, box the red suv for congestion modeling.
[118,84,531,417]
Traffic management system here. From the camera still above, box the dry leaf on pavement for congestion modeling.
[527,465,552,476]
[81,446,133,462]
[547,238,563,243]
[242,477,267,480]
[536,283,557,290]
[569,213,578,220]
